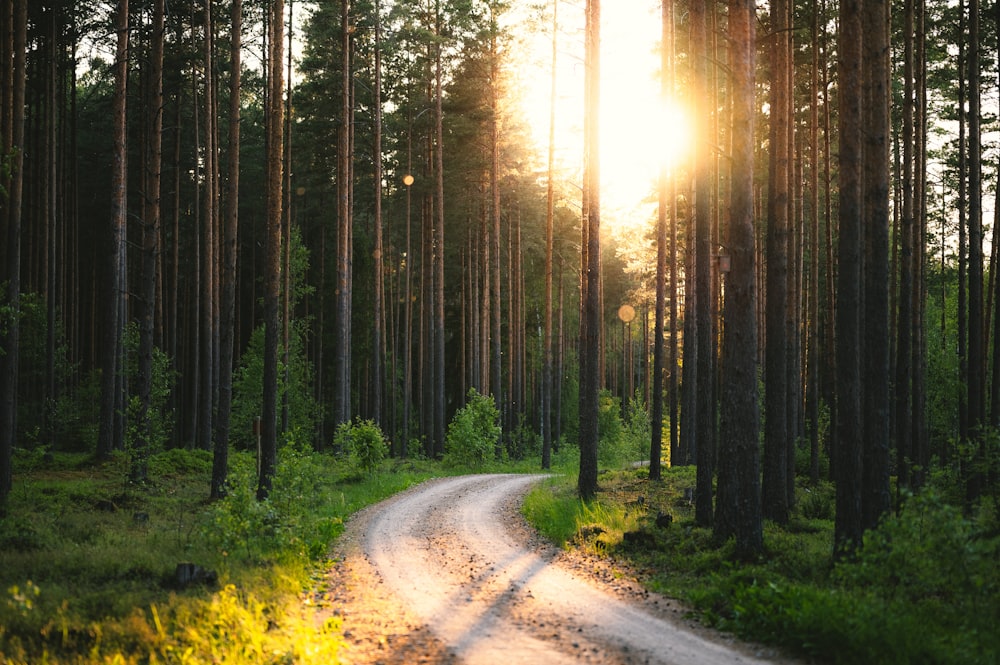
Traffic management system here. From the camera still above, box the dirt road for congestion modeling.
[322,474,790,665]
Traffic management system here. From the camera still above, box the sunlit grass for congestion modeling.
[0,448,446,664]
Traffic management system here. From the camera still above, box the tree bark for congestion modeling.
[861,0,891,531]
[835,0,864,555]
[97,0,130,461]
[259,0,285,501]
[542,0,558,470]
[691,0,715,526]
[578,0,601,500]
[136,0,166,483]
[715,0,761,558]
[334,0,354,429]
[966,0,985,503]
[0,0,27,501]
[213,0,242,500]
[763,0,791,524]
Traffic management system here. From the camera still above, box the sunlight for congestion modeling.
[512,0,689,236]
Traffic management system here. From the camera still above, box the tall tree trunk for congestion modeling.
[651,0,672,482]
[334,0,353,428]
[835,0,864,555]
[763,0,791,524]
[371,0,384,427]
[433,1,446,459]
[715,0,761,559]
[956,0,967,463]
[401,129,414,456]
[692,0,715,526]
[966,0,984,503]
[489,9,503,460]
[259,0,284,500]
[98,0,130,461]
[541,0,558,470]
[212,0,241,500]
[0,0,27,501]
[808,0,822,485]
[861,0,891,531]
[896,0,916,490]
[578,0,601,500]
[137,0,166,483]
[199,0,219,452]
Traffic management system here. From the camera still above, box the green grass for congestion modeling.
[0,447,446,664]
[521,464,1000,665]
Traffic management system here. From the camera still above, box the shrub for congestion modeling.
[622,389,651,462]
[444,389,501,469]
[597,389,626,466]
[230,322,320,450]
[334,419,389,475]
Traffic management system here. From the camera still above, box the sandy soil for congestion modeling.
[314,474,803,665]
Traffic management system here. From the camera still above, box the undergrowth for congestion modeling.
[521,465,1000,665]
[0,446,442,664]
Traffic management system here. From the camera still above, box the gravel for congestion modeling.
[315,474,804,665]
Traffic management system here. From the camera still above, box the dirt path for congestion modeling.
[317,474,797,665]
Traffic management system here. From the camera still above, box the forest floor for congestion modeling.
[313,474,802,665]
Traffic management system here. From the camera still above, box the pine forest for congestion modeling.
[1,0,999,663]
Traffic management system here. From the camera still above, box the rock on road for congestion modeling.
[326,474,792,665]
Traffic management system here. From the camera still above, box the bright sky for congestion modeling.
[512,0,691,236]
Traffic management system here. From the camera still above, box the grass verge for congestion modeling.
[521,464,1000,665]
[0,446,444,664]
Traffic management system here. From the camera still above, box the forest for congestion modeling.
[1,0,999,661]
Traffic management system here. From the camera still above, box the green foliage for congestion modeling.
[10,292,76,450]
[334,419,389,475]
[230,322,320,450]
[443,389,501,469]
[521,478,586,546]
[0,448,445,663]
[123,323,175,448]
[596,389,625,466]
[507,412,542,461]
[622,389,652,461]
[207,443,336,563]
[520,465,1000,665]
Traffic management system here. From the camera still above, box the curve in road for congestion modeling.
[362,473,775,665]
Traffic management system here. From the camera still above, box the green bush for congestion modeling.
[334,419,389,475]
[230,322,320,451]
[622,389,651,462]
[444,389,501,469]
[597,389,626,466]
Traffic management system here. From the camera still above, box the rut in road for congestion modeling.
[362,473,776,665]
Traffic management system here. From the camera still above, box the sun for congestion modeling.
[512,0,691,231]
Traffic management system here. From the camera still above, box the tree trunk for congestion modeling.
[808,0,821,485]
[542,0,558,470]
[199,0,219,452]
[334,0,353,429]
[0,0,27,501]
[861,0,891,531]
[715,0,761,559]
[966,0,984,503]
[371,0,385,427]
[433,1,447,459]
[259,0,285,501]
[763,0,791,524]
[578,0,601,500]
[835,0,864,555]
[896,0,915,490]
[692,0,715,526]
[98,0,130,461]
[136,0,166,483]
[213,0,241,500]
[651,0,672,482]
